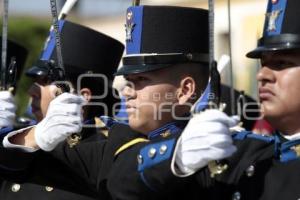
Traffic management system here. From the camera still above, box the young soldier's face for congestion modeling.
[258,51,300,133]
[122,69,179,134]
[28,78,56,122]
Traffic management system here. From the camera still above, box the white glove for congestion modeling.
[35,93,86,151]
[172,109,238,176]
[0,91,16,128]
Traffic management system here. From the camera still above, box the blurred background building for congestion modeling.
[1,0,267,115]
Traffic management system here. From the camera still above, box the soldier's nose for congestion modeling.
[122,85,137,100]
[257,66,276,85]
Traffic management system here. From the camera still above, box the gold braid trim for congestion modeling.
[114,138,149,157]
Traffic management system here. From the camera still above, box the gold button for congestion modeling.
[45,186,54,192]
[11,183,21,192]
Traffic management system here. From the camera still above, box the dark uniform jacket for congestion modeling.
[0,119,106,200]
[44,121,209,200]
[4,121,288,200]
[124,131,300,200]
[196,132,300,200]
[0,121,193,200]
[47,121,189,200]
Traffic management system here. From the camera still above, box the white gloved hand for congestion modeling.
[0,91,16,128]
[172,109,238,176]
[35,93,86,151]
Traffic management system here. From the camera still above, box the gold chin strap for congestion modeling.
[114,138,149,157]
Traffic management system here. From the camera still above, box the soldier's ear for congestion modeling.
[176,76,196,105]
[80,88,92,102]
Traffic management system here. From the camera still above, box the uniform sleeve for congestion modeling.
[0,127,107,196]
[106,134,199,200]
[0,129,37,173]
[0,123,147,198]
[49,139,106,189]
[194,132,276,200]
[2,126,37,152]
[0,137,105,198]
[0,145,101,198]
[48,123,142,193]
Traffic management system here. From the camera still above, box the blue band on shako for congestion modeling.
[126,6,144,54]
[41,20,66,60]
[263,0,287,36]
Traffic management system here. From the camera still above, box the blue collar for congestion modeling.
[232,131,300,163]
[276,133,300,162]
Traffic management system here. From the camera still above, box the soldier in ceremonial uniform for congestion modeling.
[0,4,259,200]
[0,5,227,200]
[0,20,124,200]
[115,1,300,200]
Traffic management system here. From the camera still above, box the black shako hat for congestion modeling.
[26,20,124,81]
[247,0,300,58]
[1,38,28,82]
[115,5,209,76]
